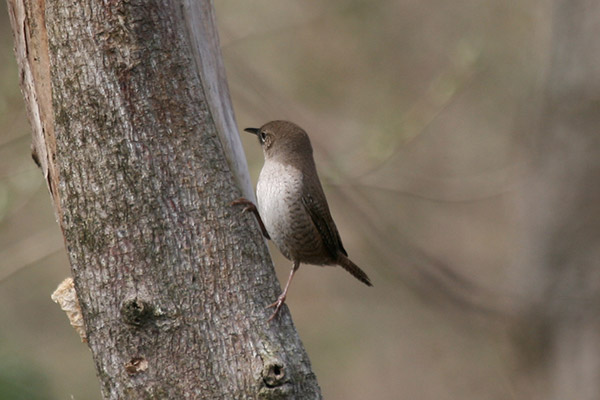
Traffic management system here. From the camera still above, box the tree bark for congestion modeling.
[7,0,321,399]
[514,1,600,399]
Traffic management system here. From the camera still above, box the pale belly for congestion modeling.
[256,161,324,263]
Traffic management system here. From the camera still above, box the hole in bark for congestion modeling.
[262,361,286,388]
[120,298,155,327]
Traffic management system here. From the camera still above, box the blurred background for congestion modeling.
[1,0,598,399]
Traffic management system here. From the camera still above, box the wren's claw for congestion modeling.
[266,294,287,322]
[231,198,271,239]
[230,197,254,213]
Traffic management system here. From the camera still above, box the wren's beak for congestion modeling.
[243,127,260,135]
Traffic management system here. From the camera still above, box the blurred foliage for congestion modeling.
[0,0,557,399]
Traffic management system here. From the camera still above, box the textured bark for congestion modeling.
[7,0,321,398]
[514,1,600,399]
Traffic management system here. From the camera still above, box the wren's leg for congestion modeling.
[231,198,271,239]
[267,260,300,321]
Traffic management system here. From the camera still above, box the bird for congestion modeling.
[233,120,372,321]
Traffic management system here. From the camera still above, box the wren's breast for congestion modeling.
[256,160,323,262]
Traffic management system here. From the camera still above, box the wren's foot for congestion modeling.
[231,198,271,239]
[266,293,287,321]
[230,197,255,213]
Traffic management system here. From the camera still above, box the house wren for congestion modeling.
[233,120,372,321]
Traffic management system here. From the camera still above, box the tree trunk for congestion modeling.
[514,1,600,399]
[7,0,322,398]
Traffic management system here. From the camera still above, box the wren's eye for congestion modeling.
[259,131,267,144]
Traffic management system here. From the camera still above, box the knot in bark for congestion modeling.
[259,358,293,399]
[262,359,286,387]
[120,298,156,327]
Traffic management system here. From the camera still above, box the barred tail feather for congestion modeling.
[337,253,373,287]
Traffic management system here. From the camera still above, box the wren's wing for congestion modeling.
[301,170,373,287]
[301,180,348,259]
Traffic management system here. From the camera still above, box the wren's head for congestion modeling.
[244,120,313,163]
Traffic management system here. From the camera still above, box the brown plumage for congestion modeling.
[234,120,372,321]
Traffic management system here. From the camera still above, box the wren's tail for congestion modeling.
[337,253,373,287]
